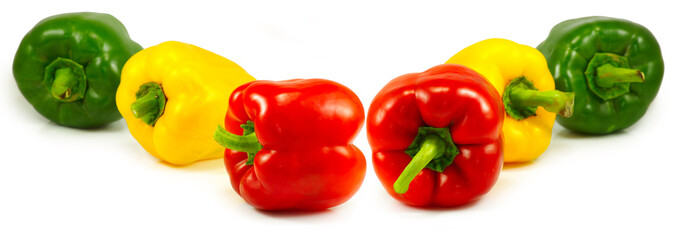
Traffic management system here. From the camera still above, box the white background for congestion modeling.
[1,0,674,239]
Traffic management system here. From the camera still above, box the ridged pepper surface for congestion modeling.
[367,64,503,207]
[537,16,663,134]
[13,12,142,128]
[117,41,254,165]
[214,79,366,210]
[447,39,574,162]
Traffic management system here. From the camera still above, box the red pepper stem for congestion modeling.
[213,125,262,154]
[509,86,575,117]
[393,134,445,194]
[596,63,645,88]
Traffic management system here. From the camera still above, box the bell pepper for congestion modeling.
[446,39,575,163]
[12,12,142,128]
[116,41,254,165]
[367,64,504,207]
[213,79,366,210]
[537,16,664,134]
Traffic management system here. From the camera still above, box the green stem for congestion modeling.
[596,63,645,88]
[394,134,446,194]
[503,77,575,119]
[50,68,78,100]
[130,82,166,126]
[510,87,575,117]
[213,125,262,164]
[44,57,87,102]
[130,92,160,118]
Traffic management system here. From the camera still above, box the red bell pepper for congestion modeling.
[214,79,366,210]
[367,64,504,207]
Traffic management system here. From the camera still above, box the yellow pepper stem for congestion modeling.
[130,82,166,126]
[504,76,575,120]
[510,87,575,117]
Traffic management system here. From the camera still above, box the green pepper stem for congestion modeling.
[394,134,446,194]
[45,57,87,102]
[213,125,262,154]
[509,87,575,117]
[130,82,166,126]
[596,63,645,88]
[50,68,78,100]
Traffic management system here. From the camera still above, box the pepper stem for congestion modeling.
[130,82,166,126]
[51,68,78,100]
[394,134,446,194]
[213,123,262,165]
[509,87,575,117]
[595,63,645,88]
[585,53,641,100]
[43,57,87,102]
[503,76,575,120]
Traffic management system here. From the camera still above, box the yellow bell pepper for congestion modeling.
[117,41,254,165]
[446,38,574,163]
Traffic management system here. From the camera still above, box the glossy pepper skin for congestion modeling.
[537,16,664,134]
[367,64,504,207]
[447,39,574,163]
[13,12,142,128]
[117,41,254,165]
[214,79,366,211]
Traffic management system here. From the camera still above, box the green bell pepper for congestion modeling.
[13,12,142,128]
[537,16,663,134]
